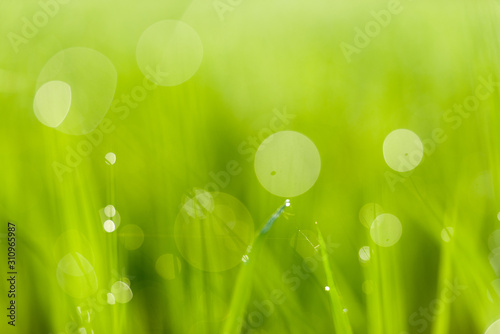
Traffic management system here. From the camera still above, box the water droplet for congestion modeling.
[441,227,454,242]
[107,293,115,305]
[100,207,121,229]
[103,220,115,233]
[33,80,72,128]
[359,246,371,262]
[105,152,116,165]
[104,205,116,218]
[110,281,133,303]
[324,286,330,291]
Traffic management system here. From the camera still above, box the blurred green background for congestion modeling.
[2,0,500,333]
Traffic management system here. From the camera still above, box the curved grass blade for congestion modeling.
[222,199,290,334]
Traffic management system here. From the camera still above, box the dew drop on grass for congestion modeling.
[485,319,500,334]
[359,203,384,229]
[383,129,423,172]
[118,224,145,250]
[155,254,182,280]
[254,131,321,197]
[34,47,117,135]
[111,281,133,304]
[33,80,72,128]
[104,205,116,218]
[107,293,115,305]
[324,286,330,291]
[99,206,121,229]
[105,152,116,165]
[103,220,115,233]
[441,227,454,242]
[359,246,371,262]
[120,277,131,286]
[136,20,203,87]
[370,213,402,247]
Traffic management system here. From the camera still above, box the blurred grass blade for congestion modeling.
[315,222,353,334]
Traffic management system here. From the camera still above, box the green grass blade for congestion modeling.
[222,200,290,333]
[315,222,353,334]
